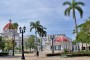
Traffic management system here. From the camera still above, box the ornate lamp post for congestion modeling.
[19,26,26,60]
[50,35,55,54]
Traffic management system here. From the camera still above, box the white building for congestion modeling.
[42,34,72,52]
[0,20,21,47]
[53,35,72,52]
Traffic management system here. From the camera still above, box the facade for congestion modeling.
[79,43,90,50]
[53,35,72,52]
[42,34,72,52]
[0,20,21,47]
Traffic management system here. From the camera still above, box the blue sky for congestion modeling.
[0,0,90,40]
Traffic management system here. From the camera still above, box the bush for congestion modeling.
[66,53,90,57]
[0,52,8,56]
[46,53,61,56]
[66,51,90,57]
[63,49,68,54]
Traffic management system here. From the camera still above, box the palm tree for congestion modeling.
[30,21,44,56]
[13,23,18,30]
[38,27,47,51]
[12,22,18,56]
[63,0,84,51]
[63,0,84,38]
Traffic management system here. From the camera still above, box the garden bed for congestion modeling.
[46,53,61,56]
[66,53,90,57]
[0,52,9,56]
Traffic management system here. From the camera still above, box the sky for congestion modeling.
[0,0,90,40]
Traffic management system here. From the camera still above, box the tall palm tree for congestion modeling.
[38,27,47,51]
[12,22,18,56]
[30,21,44,56]
[63,0,84,51]
[63,0,84,38]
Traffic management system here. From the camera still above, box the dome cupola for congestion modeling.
[3,20,13,30]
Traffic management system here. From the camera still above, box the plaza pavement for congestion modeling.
[0,51,90,60]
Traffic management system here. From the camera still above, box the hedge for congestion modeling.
[0,52,9,56]
[46,53,61,56]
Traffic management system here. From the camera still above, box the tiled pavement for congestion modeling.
[0,51,90,60]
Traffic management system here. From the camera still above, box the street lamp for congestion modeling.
[50,35,55,54]
[19,26,26,60]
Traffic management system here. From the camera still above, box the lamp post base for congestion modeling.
[21,57,25,60]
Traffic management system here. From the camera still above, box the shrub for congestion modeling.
[0,52,8,56]
[66,51,90,57]
[46,53,61,56]
[63,49,68,54]
[66,53,90,57]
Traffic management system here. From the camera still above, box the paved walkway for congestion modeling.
[0,51,90,60]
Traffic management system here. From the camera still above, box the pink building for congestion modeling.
[53,35,72,52]
[42,34,72,52]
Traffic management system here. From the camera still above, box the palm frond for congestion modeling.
[67,6,72,16]
[64,7,72,16]
[13,23,19,29]
[43,27,47,30]
[75,2,85,6]
[64,8,69,16]
[30,27,34,32]
[30,22,35,26]
[36,21,40,25]
[75,6,83,18]
[63,1,71,6]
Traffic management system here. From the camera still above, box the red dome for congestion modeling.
[3,20,13,30]
[54,36,69,42]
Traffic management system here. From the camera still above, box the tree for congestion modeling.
[63,0,85,39]
[0,36,5,51]
[13,23,18,30]
[30,21,46,56]
[38,27,47,51]
[12,22,18,56]
[77,18,90,50]
[4,39,13,52]
[26,35,35,52]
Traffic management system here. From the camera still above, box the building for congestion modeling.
[53,35,72,52]
[41,34,72,52]
[0,20,21,47]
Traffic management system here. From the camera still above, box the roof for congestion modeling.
[54,36,69,42]
[3,20,13,30]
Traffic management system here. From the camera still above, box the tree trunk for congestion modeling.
[73,9,79,51]
[86,43,87,50]
[82,42,83,52]
[35,31,39,56]
[52,38,54,54]
[12,39,15,56]
[41,37,43,51]
[30,47,31,52]
[25,43,27,51]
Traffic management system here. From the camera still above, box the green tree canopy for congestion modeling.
[0,36,5,50]
[76,18,90,43]
[27,35,35,49]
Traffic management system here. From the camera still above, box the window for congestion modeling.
[54,46,56,50]
[58,45,61,50]
[54,45,61,50]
